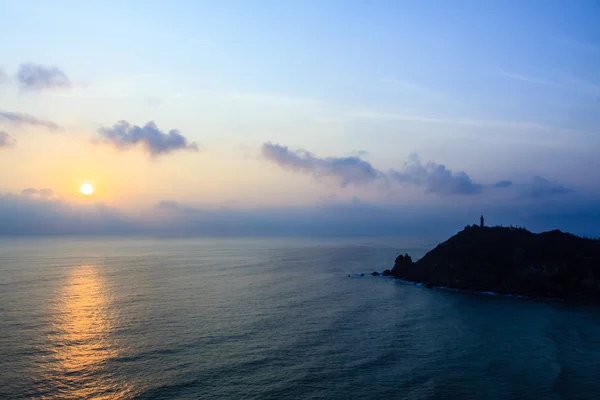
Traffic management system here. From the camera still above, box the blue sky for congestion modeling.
[0,0,599,236]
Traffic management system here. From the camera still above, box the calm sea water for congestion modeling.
[1,236,600,400]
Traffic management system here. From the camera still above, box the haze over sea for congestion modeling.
[1,236,600,399]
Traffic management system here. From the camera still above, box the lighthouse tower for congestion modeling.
[480,215,484,228]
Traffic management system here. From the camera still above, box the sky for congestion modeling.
[1,0,599,237]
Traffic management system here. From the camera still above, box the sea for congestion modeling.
[1,236,600,400]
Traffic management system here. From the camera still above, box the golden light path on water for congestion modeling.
[44,265,133,399]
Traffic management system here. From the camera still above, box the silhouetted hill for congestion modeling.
[390,225,600,302]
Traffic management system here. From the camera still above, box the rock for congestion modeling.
[391,253,415,279]
[371,271,380,276]
[360,273,364,277]
[382,269,391,276]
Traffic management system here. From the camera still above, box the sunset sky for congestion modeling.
[1,0,599,236]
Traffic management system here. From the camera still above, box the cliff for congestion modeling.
[390,225,600,302]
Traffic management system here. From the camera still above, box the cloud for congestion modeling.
[518,176,573,199]
[1,188,599,237]
[499,69,600,99]
[260,143,576,201]
[0,110,62,131]
[389,154,483,195]
[97,120,199,156]
[0,189,134,235]
[354,111,549,131]
[261,142,382,187]
[262,143,492,195]
[493,180,513,188]
[350,150,369,157]
[0,68,6,85]
[17,62,71,91]
[0,131,16,148]
[150,199,450,237]
[262,143,483,195]
[21,188,55,198]
[154,200,208,216]
[498,70,563,88]
[148,197,600,238]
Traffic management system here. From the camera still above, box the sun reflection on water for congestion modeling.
[44,265,132,399]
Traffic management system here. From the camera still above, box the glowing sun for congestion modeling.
[80,183,94,196]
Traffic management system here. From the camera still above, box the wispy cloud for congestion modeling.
[0,110,62,131]
[498,70,563,88]
[0,131,16,148]
[499,69,600,98]
[354,111,549,131]
[380,78,454,103]
[96,120,199,157]
[262,142,382,187]
[223,91,322,108]
[17,62,72,91]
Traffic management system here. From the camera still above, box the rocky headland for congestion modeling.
[371,225,600,303]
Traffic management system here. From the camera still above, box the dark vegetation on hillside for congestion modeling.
[389,225,600,302]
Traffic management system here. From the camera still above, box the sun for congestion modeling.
[80,183,94,196]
